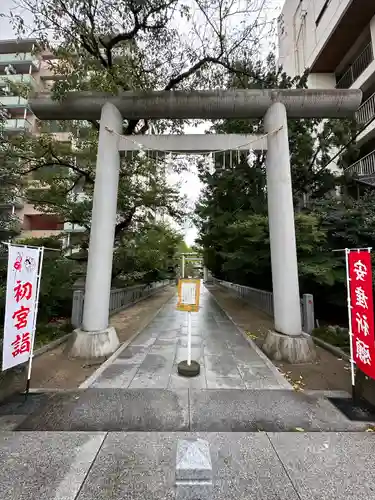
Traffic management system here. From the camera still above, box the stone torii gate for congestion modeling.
[30,89,362,363]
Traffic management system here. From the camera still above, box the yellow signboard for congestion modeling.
[176,279,201,312]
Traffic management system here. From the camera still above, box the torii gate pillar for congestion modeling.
[262,102,315,362]
[70,103,121,358]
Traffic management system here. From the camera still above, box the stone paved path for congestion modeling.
[87,286,288,390]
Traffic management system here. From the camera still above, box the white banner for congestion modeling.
[2,246,41,371]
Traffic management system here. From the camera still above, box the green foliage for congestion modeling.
[0,237,80,324]
[196,53,366,324]
[312,325,350,354]
[112,223,185,284]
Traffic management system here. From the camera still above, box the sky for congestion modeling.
[0,0,283,246]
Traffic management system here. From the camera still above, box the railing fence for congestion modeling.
[71,280,171,329]
[336,42,374,89]
[212,278,315,334]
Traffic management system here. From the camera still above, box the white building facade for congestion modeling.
[278,0,375,184]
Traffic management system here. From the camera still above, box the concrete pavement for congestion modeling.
[1,284,375,498]
[82,286,288,390]
[0,431,374,499]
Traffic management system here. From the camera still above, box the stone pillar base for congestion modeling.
[67,326,120,359]
[262,330,316,364]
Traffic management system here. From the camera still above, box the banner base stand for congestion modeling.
[177,360,200,377]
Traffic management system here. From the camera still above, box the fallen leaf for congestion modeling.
[294,427,305,432]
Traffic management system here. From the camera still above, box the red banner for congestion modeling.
[348,250,375,379]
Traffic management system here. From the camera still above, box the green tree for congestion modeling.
[195,53,363,323]
[112,222,185,283]
[1,0,275,257]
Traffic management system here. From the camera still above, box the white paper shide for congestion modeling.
[2,246,40,371]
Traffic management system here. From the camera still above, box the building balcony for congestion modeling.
[336,42,374,89]
[356,92,375,126]
[18,229,63,240]
[345,150,375,186]
[2,118,33,134]
[0,197,24,210]
[0,52,40,73]
[0,95,29,111]
[0,73,38,91]
[355,91,375,144]
[63,222,86,233]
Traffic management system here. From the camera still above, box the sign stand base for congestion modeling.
[177,359,200,377]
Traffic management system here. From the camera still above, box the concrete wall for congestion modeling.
[279,0,359,78]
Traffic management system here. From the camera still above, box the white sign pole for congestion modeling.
[187,311,192,366]
[344,248,356,399]
[182,255,185,279]
[25,246,44,396]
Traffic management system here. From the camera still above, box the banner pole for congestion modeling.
[345,248,356,401]
[25,246,44,399]
[187,311,192,366]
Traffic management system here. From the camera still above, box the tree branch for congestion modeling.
[114,206,137,237]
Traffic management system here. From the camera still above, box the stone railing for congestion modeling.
[212,278,315,334]
[71,279,171,328]
[214,279,274,316]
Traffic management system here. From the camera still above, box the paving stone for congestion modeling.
[137,353,175,375]
[169,372,207,390]
[129,373,171,389]
[117,345,150,363]
[0,431,105,500]
[0,415,26,431]
[190,390,369,432]
[17,389,190,431]
[174,346,204,364]
[204,355,241,378]
[206,377,246,389]
[75,432,299,500]
[237,363,283,389]
[91,363,139,388]
[0,392,51,416]
[178,336,203,347]
[268,433,375,500]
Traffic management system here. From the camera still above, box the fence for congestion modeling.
[71,280,171,328]
[212,278,315,334]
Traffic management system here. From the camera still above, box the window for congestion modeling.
[316,0,331,26]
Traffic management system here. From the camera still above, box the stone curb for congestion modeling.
[33,333,72,358]
[311,335,351,362]
[205,286,292,390]
[79,289,175,389]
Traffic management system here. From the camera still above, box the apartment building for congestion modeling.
[278,0,375,185]
[0,37,79,240]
